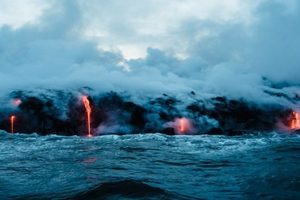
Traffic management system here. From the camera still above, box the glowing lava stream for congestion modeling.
[177,117,192,134]
[10,115,16,134]
[82,96,92,137]
[290,111,300,130]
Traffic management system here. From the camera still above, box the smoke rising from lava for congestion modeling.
[0,0,298,103]
[0,0,299,135]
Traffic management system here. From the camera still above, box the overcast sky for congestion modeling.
[0,0,299,103]
[0,0,288,59]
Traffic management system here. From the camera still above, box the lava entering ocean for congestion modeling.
[82,96,92,137]
[289,111,300,131]
[175,117,193,134]
[10,115,15,133]
[1,90,299,136]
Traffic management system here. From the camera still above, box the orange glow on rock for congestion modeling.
[10,115,16,133]
[82,96,92,137]
[175,117,193,134]
[290,111,300,130]
[12,99,22,107]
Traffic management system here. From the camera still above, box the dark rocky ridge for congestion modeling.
[0,89,296,136]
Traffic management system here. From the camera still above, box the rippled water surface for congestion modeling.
[0,131,299,200]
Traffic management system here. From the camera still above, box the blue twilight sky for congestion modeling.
[0,0,299,102]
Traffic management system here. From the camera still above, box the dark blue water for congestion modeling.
[0,131,299,200]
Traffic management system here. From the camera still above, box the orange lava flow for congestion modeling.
[290,111,300,130]
[177,117,192,134]
[10,115,16,134]
[82,96,92,137]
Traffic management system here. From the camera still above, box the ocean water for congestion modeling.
[0,131,299,200]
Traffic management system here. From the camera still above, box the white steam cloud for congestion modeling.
[0,0,299,106]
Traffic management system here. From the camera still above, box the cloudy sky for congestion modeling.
[0,0,264,59]
[0,0,299,102]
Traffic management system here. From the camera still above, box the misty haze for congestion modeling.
[0,0,299,199]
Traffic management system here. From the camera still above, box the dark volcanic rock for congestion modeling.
[0,90,293,136]
[207,96,285,132]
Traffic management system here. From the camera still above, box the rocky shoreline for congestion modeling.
[0,89,298,136]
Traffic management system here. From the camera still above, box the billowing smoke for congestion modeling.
[0,0,299,135]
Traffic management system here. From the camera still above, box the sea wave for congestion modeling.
[68,180,190,200]
[0,132,299,199]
